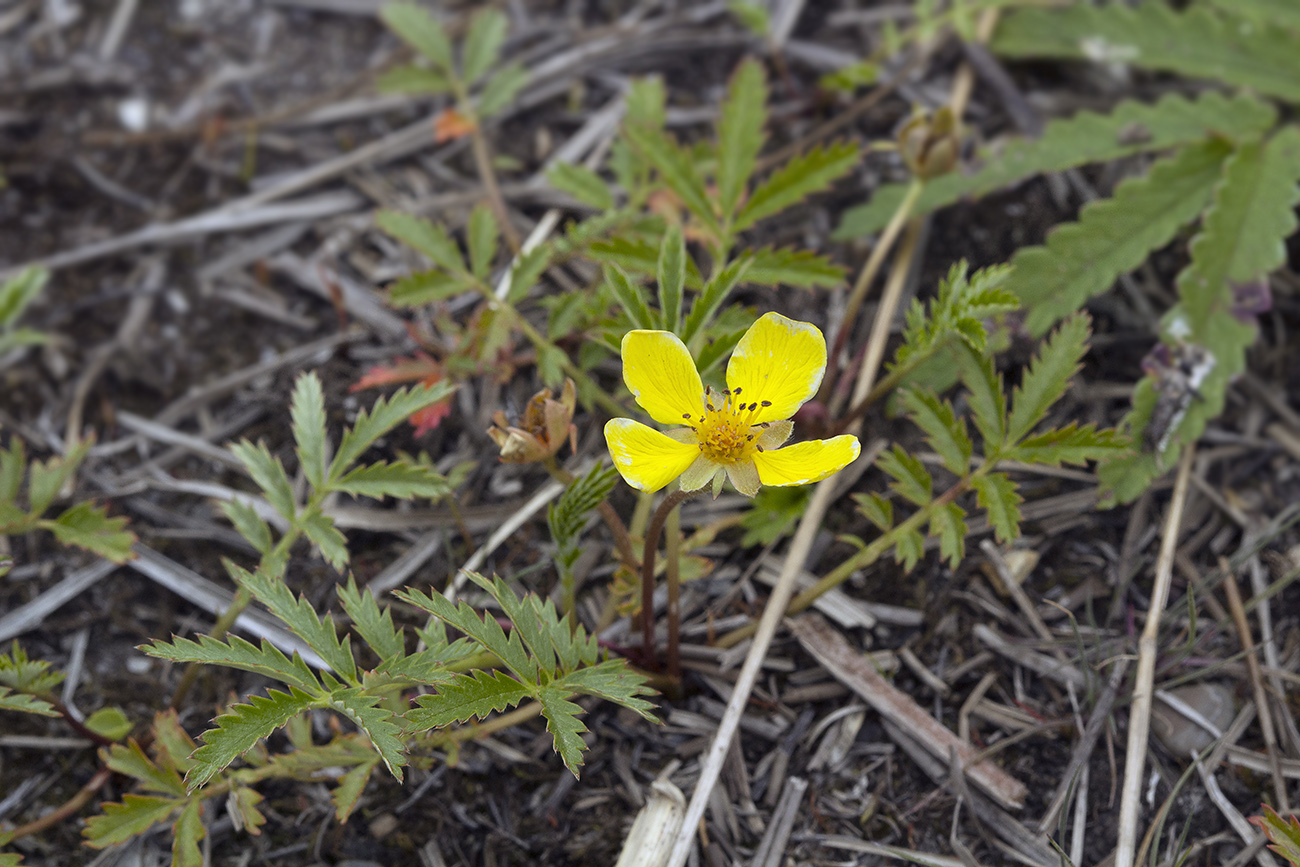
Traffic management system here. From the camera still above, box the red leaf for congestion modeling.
[350,352,441,391]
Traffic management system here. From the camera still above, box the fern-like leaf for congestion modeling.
[232,564,358,682]
[878,445,931,506]
[332,460,451,500]
[1007,423,1129,467]
[230,441,296,523]
[735,141,858,232]
[623,123,720,237]
[657,225,686,332]
[971,473,1022,545]
[899,389,971,475]
[187,688,318,790]
[83,794,180,849]
[0,686,56,717]
[929,502,967,568]
[172,799,205,867]
[537,687,589,777]
[329,688,407,781]
[337,576,405,662]
[42,501,135,563]
[742,246,846,290]
[329,381,457,481]
[396,586,536,680]
[290,372,327,490]
[374,211,463,272]
[717,59,768,220]
[405,669,531,730]
[143,634,320,693]
[555,660,657,721]
[546,162,614,210]
[604,263,655,330]
[1005,314,1090,446]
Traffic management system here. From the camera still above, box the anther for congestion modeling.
[761,400,772,407]
[749,402,759,411]
[756,445,764,452]
[733,387,742,395]
[682,413,692,419]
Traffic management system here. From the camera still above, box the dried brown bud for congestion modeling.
[897,106,960,180]
[487,378,578,463]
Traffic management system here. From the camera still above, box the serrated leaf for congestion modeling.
[549,464,619,561]
[681,257,752,350]
[0,644,64,694]
[151,710,199,774]
[878,445,932,506]
[329,381,458,481]
[143,634,320,693]
[656,225,685,332]
[332,757,378,823]
[462,9,507,84]
[604,263,655,330]
[537,686,588,776]
[375,65,451,95]
[233,564,358,682]
[228,786,266,836]
[218,499,272,555]
[717,59,768,219]
[547,162,613,210]
[0,267,47,327]
[406,669,531,730]
[1008,423,1129,467]
[895,527,925,572]
[929,502,967,568]
[172,799,204,867]
[1252,805,1300,864]
[958,346,1006,452]
[971,473,1022,545]
[993,3,1300,103]
[556,660,658,722]
[1013,140,1231,336]
[735,140,858,232]
[337,576,405,662]
[0,686,56,716]
[900,389,971,475]
[853,492,893,531]
[623,123,720,237]
[389,269,474,306]
[1005,314,1090,446]
[299,507,349,571]
[330,688,406,781]
[83,794,179,848]
[375,211,464,273]
[396,586,535,680]
[836,92,1275,238]
[84,706,132,742]
[230,441,296,523]
[26,439,89,517]
[1207,0,1300,33]
[43,501,135,562]
[476,62,528,118]
[467,203,498,280]
[473,572,582,676]
[186,687,318,790]
[333,460,450,501]
[290,373,327,491]
[505,244,551,304]
[379,3,452,70]
[588,235,704,289]
[741,246,846,289]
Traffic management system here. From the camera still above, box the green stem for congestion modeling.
[464,98,521,255]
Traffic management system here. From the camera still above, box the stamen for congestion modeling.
[756,445,764,452]
[682,413,692,420]
[761,400,772,407]
[733,387,742,395]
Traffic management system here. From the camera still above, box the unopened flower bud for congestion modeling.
[487,379,578,463]
[898,106,960,180]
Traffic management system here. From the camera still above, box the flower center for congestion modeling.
[685,386,773,464]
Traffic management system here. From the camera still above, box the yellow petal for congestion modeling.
[726,312,826,424]
[622,330,705,426]
[604,418,701,493]
[753,435,860,487]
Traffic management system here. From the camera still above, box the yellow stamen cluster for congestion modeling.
[682,386,773,464]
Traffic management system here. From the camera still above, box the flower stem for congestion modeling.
[641,488,695,670]
[665,503,682,681]
[468,117,522,255]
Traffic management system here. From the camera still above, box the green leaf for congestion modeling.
[505,244,552,305]
[958,346,1006,452]
[461,8,507,84]
[727,0,770,36]
[104,740,185,795]
[549,465,619,564]
[929,502,967,568]
[379,3,452,70]
[187,687,318,790]
[899,389,971,475]
[604,263,655,330]
[1253,805,1300,864]
[375,211,464,273]
[993,3,1300,103]
[26,439,90,517]
[218,499,272,555]
[143,633,320,693]
[0,438,23,503]
[0,643,64,694]
[299,507,349,572]
[681,257,752,350]
[0,267,47,328]
[717,59,768,219]
[1012,140,1231,336]
[467,204,499,281]
[556,660,658,722]
[0,328,50,355]
[330,688,407,781]
[473,571,593,675]
[476,62,528,118]
[230,441,296,523]
[332,758,378,823]
[172,800,205,867]
[878,445,931,506]
[0,686,56,716]
[1005,314,1090,446]
[971,473,1022,545]
[741,246,846,290]
[853,492,893,531]
[656,225,686,332]
[337,576,405,662]
[375,65,451,95]
[626,77,666,129]
[150,711,199,774]
[623,123,720,237]
[406,669,531,730]
[43,501,135,563]
[1207,0,1300,33]
[229,787,266,835]
[735,140,858,232]
[389,270,474,306]
[588,235,704,289]
[85,706,132,742]
[894,527,926,572]
[1008,423,1129,467]
[538,687,589,777]
[290,372,328,491]
[333,460,451,501]
[396,586,535,680]
[84,794,179,848]
[233,564,359,683]
[329,381,458,481]
[546,163,614,211]
[836,92,1276,238]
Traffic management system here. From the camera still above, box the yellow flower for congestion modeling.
[604,312,861,497]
